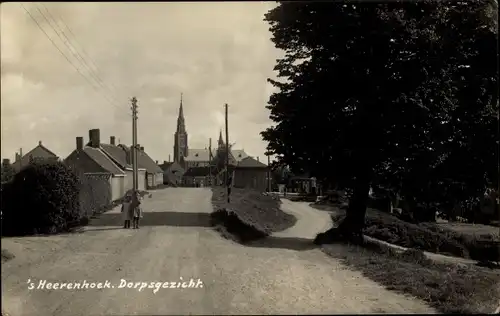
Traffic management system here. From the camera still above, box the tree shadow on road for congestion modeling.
[88,212,211,228]
[245,236,319,251]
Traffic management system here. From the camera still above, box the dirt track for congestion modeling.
[2,188,435,315]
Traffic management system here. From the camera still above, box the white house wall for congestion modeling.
[124,169,146,192]
[155,172,163,187]
[125,170,134,191]
[138,170,146,191]
[110,176,125,201]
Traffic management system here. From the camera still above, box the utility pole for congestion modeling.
[131,97,138,192]
[225,103,230,203]
[209,138,212,187]
[267,153,272,193]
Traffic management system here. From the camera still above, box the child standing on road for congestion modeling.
[131,191,143,229]
[121,192,133,229]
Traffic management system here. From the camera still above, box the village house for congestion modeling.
[64,134,126,210]
[65,129,146,194]
[233,156,269,192]
[159,160,184,186]
[134,146,163,189]
[11,141,59,172]
[96,131,147,191]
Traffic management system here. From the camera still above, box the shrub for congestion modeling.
[210,187,297,243]
[210,208,268,243]
[1,249,15,263]
[2,161,83,236]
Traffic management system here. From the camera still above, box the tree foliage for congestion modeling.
[2,161,82,236]
[1,163,15,183]
[262,1,498,235]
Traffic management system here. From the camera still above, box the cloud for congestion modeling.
[1,2,280,161]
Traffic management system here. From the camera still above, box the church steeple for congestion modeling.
[174,93,188,163]
[218,129,224,148]
[176,93,186,133]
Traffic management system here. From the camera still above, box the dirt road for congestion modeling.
[2,188,435,315]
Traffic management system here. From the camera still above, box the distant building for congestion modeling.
[233,156,269,192]
[171,94,251,171]
[64,132,127,205]
[11,141,59,172]
[159,161,184,186]
[134,145,164,189]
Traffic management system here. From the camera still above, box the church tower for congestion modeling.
[173,93,188,163]
[218,129,224,149]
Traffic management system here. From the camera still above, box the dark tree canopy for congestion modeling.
[262,1,498,235]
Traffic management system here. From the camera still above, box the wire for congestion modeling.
[38,3,122,103]
[20,3,120,109]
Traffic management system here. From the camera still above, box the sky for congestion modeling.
[1,2,281,163]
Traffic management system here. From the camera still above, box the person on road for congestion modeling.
[121,191,133,229]
[131,190,143,229]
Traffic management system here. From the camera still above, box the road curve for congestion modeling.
[1,188,435,315]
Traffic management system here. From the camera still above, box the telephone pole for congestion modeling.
[131,97,138,192]
[208,138,212,187]
[267,153,271,193]
[225,103,230,203]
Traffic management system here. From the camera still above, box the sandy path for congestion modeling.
[2,189,435,315]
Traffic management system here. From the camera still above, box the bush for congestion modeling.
[326,208,500,261]
[1,161,84,236]
[210,208,269,243]
[210,187,297,243]
[1,249,15,263]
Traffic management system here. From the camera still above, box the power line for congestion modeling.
[38,3,122,103]
[43,4,122,97]
[31,4,120,107]
[20,3,120,109]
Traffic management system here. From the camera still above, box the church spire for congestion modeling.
[218,128,224,147]
[174,92,188,162]
[179,93,184,120]
[176,93,185,133]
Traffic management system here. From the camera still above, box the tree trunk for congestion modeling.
[338,166,372,237]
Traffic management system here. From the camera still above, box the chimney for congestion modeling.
[156,160,159,164]
[257,156,260,162]
[140,146,144,151]
[76,137,84,151]
[110,136,116,145]
[2,158,10,166]
[38,141,42,146]
[15,153,20,162]
[88,129,100,148]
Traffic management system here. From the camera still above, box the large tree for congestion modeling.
[262,1,498,238]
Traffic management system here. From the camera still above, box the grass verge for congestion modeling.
[211,187,297,243]
[1,249,15,263]
[313,203,500,263]
[322,239,500,314]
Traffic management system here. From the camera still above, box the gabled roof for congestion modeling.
[159,161,184,171]
[184,149,216,162]
[12,142,59,171]
[231,150,249,162]
[136,149,163,174]
[100,143,131,169]
[236,156,268,169]
[82,147,125,175]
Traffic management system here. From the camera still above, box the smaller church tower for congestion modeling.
[173,93,188,163]
[218,129,224,149]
